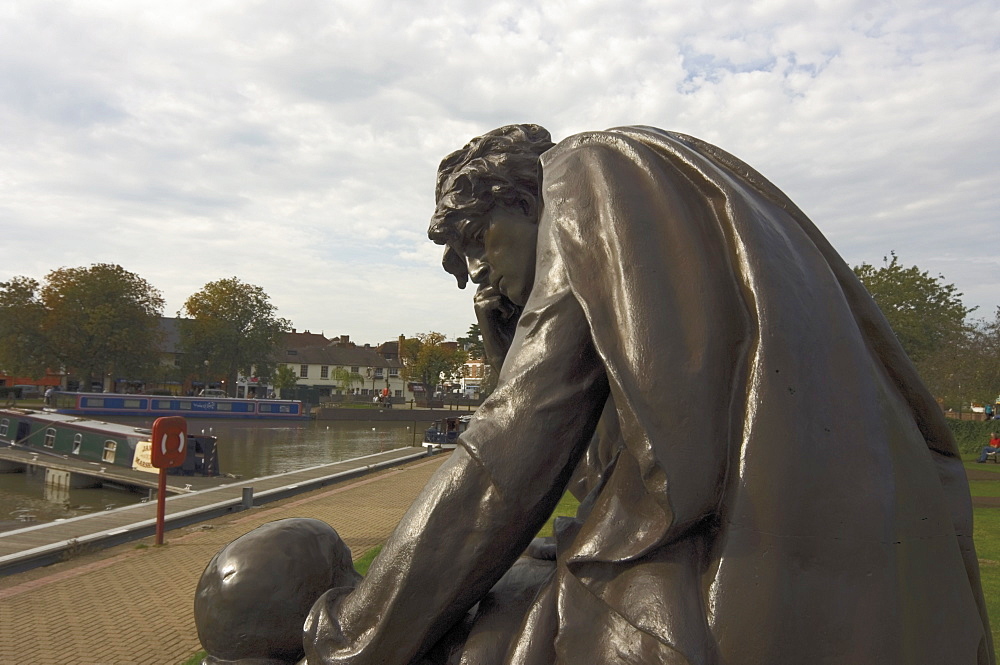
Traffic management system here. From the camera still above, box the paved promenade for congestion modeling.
[0,454,448,665]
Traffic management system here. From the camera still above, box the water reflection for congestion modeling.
[0,468,148,530]
[0,417,434,529]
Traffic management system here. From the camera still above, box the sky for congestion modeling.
[1,0,997,344]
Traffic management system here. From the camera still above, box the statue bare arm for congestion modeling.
[303,255,609,665]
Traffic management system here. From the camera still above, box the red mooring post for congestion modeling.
[155,467,168,545]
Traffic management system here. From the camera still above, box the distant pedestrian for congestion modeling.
[43,387,54,405]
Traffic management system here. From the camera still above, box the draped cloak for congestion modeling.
[303,127,993,664]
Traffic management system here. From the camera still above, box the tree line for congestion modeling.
[4,255,992,407]
[0,263,471,397]
[0,264,289,395]
[853,252,1000,411]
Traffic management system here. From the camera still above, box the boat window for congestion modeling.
[0,419,7,437]
[124,399,141,409]
[44,428,56,448]
[72,434,82,455]
[216,402,232,411]
[154,400,172,409]
[102,440,117,463]
[85,398,105,408]
[178,402,192,410]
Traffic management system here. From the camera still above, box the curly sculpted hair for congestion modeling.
[428,124,554,288]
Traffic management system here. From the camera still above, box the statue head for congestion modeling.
[428,124,554,307]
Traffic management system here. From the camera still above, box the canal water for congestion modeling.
[0,418,434,529]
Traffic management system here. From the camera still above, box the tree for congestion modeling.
[951,307,1000,408]
[271,364,299,398]
[331,367,363,394]
[854,252,975,404]
[180,278,291,397]
[457,323,485,361]
[854,252,973,363]
[0,265,164,387]
[400,332,467,393]
[0,276,48,378]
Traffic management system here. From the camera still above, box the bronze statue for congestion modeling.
[197,125,994,665]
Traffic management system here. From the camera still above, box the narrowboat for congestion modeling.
[47,391,309,420]
[0,408,220,476]
[422,415,472,450]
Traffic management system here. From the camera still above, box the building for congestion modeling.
[460,358,486,397]
[249,332,412,403]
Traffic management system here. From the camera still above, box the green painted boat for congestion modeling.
[0,408,219,476]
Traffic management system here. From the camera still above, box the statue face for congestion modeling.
[464,206,539,306]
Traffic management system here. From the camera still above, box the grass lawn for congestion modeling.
[969,455,1000,656]
[974,507,1000,656]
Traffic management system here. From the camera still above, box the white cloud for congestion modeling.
[0,0,997,342]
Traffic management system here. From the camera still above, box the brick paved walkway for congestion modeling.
[0,455,447,665]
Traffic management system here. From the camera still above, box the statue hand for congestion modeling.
[473,286,521,371]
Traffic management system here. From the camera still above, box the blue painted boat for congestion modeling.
[47,391,309,420]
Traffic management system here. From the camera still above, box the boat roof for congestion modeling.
[0,408,150,439]
[53,391,301,403]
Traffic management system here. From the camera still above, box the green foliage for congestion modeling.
[331,366,363,393]
[854,252,973,364]
[400,332,467,392]
[958,307,1000,406]
[271,364,299,392]
[0,265,164,385]
[180,278,291,397]
[948,419,1000,455]
[457,323,485,361]
[0,276,48,377]
[853,252,986,406]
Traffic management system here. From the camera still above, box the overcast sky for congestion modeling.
[1,0,997,343]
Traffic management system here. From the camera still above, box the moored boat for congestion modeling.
[421,415,472,450]
[47,391,309,420]
[0,408,220,476]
